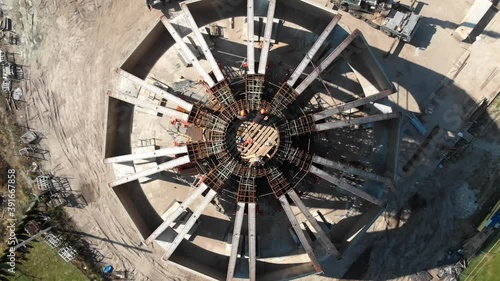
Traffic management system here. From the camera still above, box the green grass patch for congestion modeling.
[478,200,500,231]
[10,240,89,281]
[460,232,500,281]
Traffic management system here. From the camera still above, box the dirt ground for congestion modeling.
[9,0,205,280]
[5,0,499,280]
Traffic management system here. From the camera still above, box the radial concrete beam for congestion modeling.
[108,155,191,187]
[247,0,256,74]
[107,91,189,121]
[279,195,323,274]
[143,183,209,246]
[287,15,341,87]
[104,146,188,164]
[162,188,218,260]
[287,189,339,257]
[248,202,257,281]
[312,155,393,185]
[160,16,216,87]
[226,202,246,281]
[295,29,360,95]
[181,3,225,82]
[315,112,400,132]
[309,165,384,206]
[117,69,193,111]
[312,89,395,121]
[257,0,276,74]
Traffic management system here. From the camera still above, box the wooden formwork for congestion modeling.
[237,176,256,203]
[187,104,211,127]
[278,115,315,137]
[245,74,265,111]
[270,83,298,116]
[210,79,235,107]
[266,167,291,198]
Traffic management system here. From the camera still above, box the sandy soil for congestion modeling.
[11,0,203,280]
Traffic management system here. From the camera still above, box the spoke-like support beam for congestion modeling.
[279,195,323,273]
[107,91,189,121]
[104,146,188,164]
[248,203,257,281]
[109,155,191,187]
[309,165,385,206]
[160,16,216,87]
[181,3,225,82]
[257,0,276,74]
[117,69,193,111]
[315,112,400,132]
[295,29,360,95]
[247,0,256,74]
[226,202,246,281]
[144,183,209,246]
[287,14,342,86]
[312,89,395,121]
[287,189,339,257]
[312,155,393,185]
[162,188,218,260]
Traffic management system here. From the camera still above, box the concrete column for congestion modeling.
[287,15,341,87]
[287,189,339,257]
[117,69,193,111]
[279,195,323,273]
[143,183,209,246]
[295,29,360,95]
[226,202,246,281]
[108,155,191,187]
[181,4,225,82]
[312,155,393,185]
[107,91,189,121]
[162,188,218,260]
[315,112,400,132]
[160,16,216,87]
[248,203,257,281]
[257,0,276,74]
[247,0,256,74]
[309,165,384,206]
[312,89,395,121]
[104,146,188,164]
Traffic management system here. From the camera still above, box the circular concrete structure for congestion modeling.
[104,1,401,280]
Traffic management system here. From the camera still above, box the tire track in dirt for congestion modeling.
[18,1,204,279]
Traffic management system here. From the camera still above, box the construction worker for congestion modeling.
[253,108,267,124]
[237,109,249,121]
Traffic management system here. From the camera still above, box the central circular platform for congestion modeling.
[225,112,280,165]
